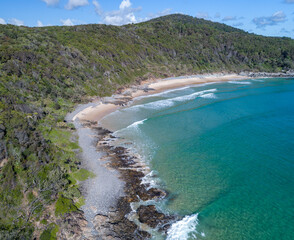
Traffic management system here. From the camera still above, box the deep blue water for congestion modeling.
[100,78,294,239]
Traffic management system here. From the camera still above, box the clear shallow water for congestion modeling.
[100,78,294,240]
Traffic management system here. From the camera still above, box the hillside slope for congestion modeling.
[0,14,293,238]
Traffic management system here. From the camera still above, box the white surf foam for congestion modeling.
[172,88,217,102]
[200,93,217,99]
[141,170,161,189]
[228,80,252,85]
[129,89,217,112]
[251,79,264,82]
[167,213,203,240]
[126,118,147,129]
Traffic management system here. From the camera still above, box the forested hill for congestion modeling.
[0,14,293,239]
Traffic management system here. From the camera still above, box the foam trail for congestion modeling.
[251,79,264,82]
[167,214,201,240]
[129,89,217,111]
[172,89,217,102]
[113,118,147,136]
[126,118,147,129]
[200,93,217,99]
[141,170,160,189]
[228,81,252,85]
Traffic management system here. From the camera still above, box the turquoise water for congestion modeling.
[100,78,294,239]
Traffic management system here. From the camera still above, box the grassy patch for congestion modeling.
[71,169,96,182]
[48,129,79,150]
[55,195,78,217]
[75,197,85,209]
[40,224,59,240]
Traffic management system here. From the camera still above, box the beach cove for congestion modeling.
[68,73,294,239]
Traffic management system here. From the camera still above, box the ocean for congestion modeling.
[100,78,294,239]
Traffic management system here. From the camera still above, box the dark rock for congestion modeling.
[90,123,177,238]
[93,197,151,240]
[57,211,88,240]
[142,87,155,92]
[137,205,175,231]
[145,188,167,200]
[137,205,165,228]
[95,127,112,136]
[241,71,294,78]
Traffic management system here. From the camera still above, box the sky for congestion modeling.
[0,0,293,38]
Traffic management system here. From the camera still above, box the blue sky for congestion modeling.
[0,0,293,38]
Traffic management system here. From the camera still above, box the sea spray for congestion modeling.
[167,214,202,240]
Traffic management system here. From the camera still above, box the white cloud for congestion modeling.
[42,0,59,6]
[66,0,89,10]
[0,18,6,25]
[253,11,287,28]
[284,0,294,3]
[9,18,24,26]
[93,0,102,15]
[119,0,131,10]
[61,18,74,26]
[37,20,44,27]
[93,0,141,25]
[271,11,286,22]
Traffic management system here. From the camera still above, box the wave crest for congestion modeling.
[167,213,203,240]
[126,119,147,129]
[228,80,252,85]
[130,89,217,111]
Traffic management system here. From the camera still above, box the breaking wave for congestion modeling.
[167,213,204,240]
[129,89,217,111]
[126,118,147,129]
[228,81,252,85]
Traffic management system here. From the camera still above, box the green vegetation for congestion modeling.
[40,224,59,240]
[55,195,78,217]
[71,169,96,181]
[0,14,293,238]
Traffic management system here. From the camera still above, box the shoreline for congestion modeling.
[68,72,252,238]
[73,73,249,124]
[68,72,291,239]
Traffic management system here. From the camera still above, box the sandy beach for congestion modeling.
[73,73,248,124]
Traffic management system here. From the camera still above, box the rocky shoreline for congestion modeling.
[89,123,177,239]
[241,70,294,78]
